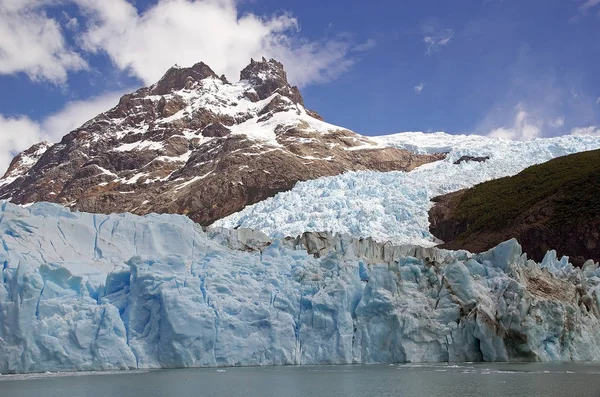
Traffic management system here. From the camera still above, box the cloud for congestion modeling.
[414,82,425,95]
[41,91,128,140]
[63,12,79,31]
[549,117,565,128]
[596,97,600,105]
[0,1,87,83]
[0,115,44,175]
[423,29,454,55]
[487,104,543,140]
[474,44,599,139]
[571,0,600,21]
[74,0,365,87]
[352,39,377,52]
[0,0,370,88]
[571,126,600,136]
[0,90,127,174]
[579,0,600,12]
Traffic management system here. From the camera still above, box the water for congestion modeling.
[2,363,600,397]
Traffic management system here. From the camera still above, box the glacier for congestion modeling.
[215,132,600,245]
[2,201,600,374]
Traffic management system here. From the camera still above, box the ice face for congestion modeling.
[2,202,600,373]
[215,133,600,245]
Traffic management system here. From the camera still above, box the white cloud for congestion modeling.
[0,115,44,175]
[0,90,127,175]
[41,91,128,140]
[474,44,600,139]
[487,105,543,140]
[414,82,425,95]
[579,0,600,12]
[549,117,565,128]
[423,29,454,55]
[0,1,87,83]
[63,13,79,31]
[596,97,600,105]
[352,39,377,52]
[571,126,600,136]
[75,0,363,87]
[0,0,369,87]
[571,0,600,21]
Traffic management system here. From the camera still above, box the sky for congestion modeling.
[0,0,599,173]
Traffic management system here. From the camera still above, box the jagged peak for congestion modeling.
[1,140,51,183]
[240,57,288,84]
[240,57,304,106]
[140,58,303,105]
[150,61,218,95]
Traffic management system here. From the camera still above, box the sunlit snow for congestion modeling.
[216,132,600,245]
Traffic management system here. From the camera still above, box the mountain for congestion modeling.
[2,201,600,373]
[0,58,442,225]
[215,132,600,246]
[429,149,600,266]
[0,141,52,188]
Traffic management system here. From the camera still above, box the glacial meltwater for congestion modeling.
[2,363,600,397]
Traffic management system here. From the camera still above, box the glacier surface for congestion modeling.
[2,201,600,373]
[215,132,600,245]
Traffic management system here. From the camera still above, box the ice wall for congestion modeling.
[1,202,600,374]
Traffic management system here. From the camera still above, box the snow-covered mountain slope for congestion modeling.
[0,59,441,225]
[216,133,600,245]
[0,141,51,189]
[2,201,600,373]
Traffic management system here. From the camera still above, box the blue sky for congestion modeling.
[0,0,599,170]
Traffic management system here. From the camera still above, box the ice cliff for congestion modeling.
[1,201,600,374]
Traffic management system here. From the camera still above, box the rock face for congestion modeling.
[429,149,600,266]
[0,141,51,189]
[0,58,443,225]
[453,155,489,165]
[2,201,600,374]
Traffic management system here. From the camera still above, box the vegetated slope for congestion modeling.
[0,58,442,225]
[216,133,600,246]
[429,149,600,266]
[3,201,600,374]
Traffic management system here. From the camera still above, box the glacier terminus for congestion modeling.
[1,201,600,374]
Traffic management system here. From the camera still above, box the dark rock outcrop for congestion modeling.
[240,57,304,105]
[151,62,218,95]
[201,123,231,138]
[453,155,490,165]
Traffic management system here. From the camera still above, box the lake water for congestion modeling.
[2,363,600,397]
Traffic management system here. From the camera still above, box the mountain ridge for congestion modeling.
[0,58,443,225]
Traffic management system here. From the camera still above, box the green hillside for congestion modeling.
[430,149,600,265]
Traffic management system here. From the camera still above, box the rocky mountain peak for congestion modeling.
[0,141,51,188]
[150,61,218,95]
[0,58,445,225]
[240,57,304,106]
[241,57,287,84]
